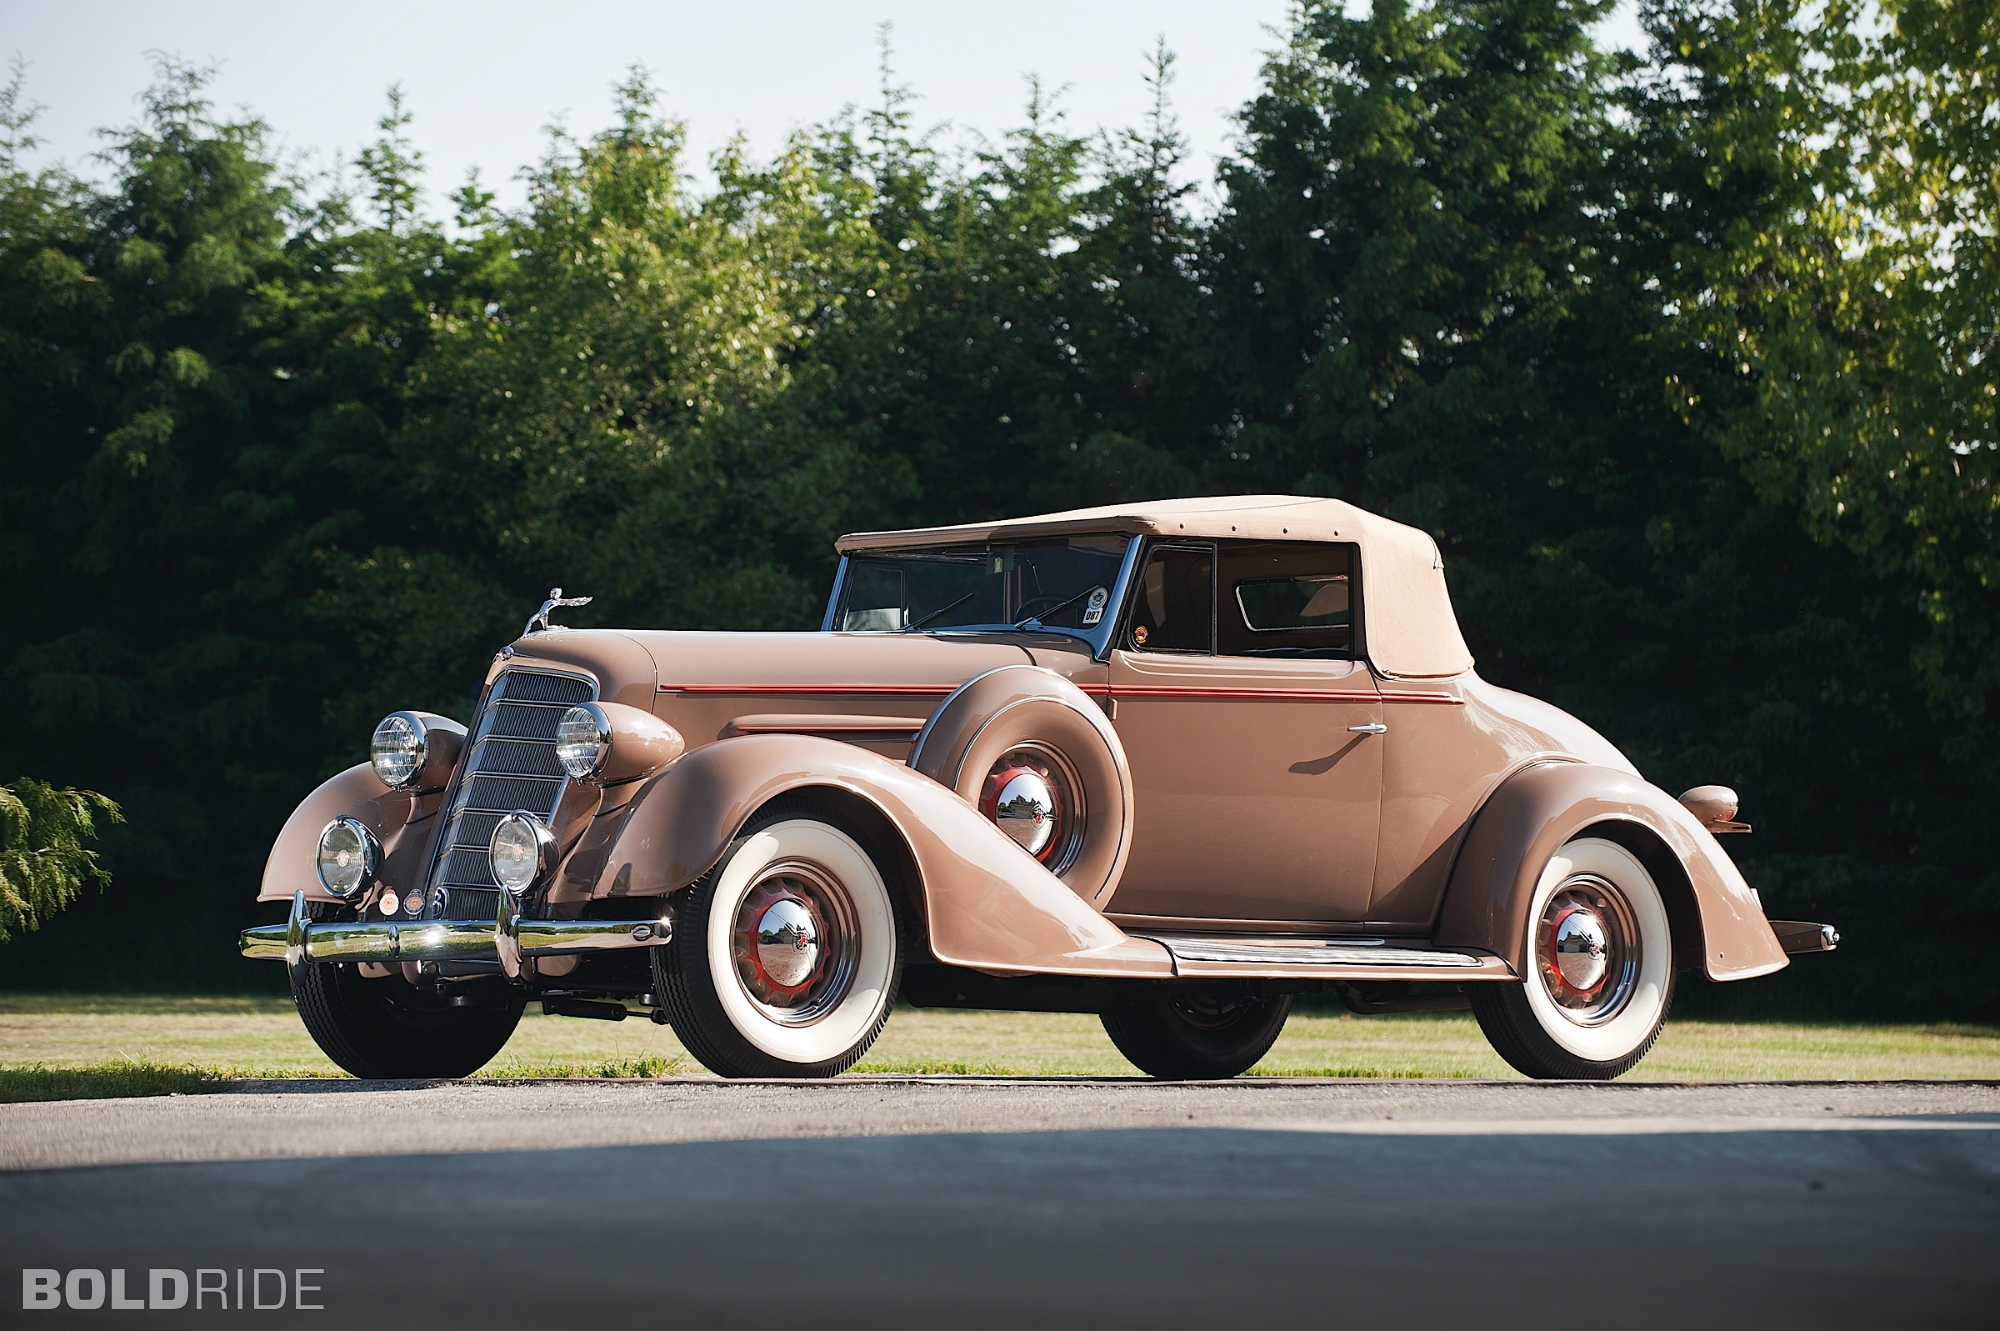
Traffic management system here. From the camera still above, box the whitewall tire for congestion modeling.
[656,801,903,1078]
[1469,836,1675,1080]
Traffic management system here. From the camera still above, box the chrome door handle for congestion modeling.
[1347,722,1387,735]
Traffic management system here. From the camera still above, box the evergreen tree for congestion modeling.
[0,8,1992,1012]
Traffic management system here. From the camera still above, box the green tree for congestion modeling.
[0,780,121,945]
[1631,0,1999,1013]
[0,11,1993,1016]
[0,61,460,985]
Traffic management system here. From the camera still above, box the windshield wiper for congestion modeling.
[902,592,977,633]
[1012,584,1105,630]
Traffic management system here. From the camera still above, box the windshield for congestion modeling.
[834,537,1131,635]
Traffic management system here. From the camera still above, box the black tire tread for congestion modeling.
[291,954,524,1079]
[1467,972,1675,1081]
[1101,991,1292,1080]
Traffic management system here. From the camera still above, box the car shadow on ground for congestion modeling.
[4,1115,1997,1328]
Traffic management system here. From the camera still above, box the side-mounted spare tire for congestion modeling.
[910,665,1134,904]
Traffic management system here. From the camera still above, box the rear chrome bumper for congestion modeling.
[1769,919,1839,955]
[240,889,670,976]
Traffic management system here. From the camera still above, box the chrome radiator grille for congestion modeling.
[424,668,595,920]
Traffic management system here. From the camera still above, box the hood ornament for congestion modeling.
[524,587,592,637]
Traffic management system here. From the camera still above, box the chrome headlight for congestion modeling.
[315,816,379,898]
[489,812,556,893]
[554,704,610,780]
[370,711,428,788]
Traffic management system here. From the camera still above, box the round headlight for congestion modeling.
[370,712,427,788]
[554,704,610,780]
[489,813,554,893]
[315,816,379,898]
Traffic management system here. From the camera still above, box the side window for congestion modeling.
[1217,541,1356,659]
[1126,545,1213,653]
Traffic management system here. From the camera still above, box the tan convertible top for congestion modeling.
[837,495,1475,679]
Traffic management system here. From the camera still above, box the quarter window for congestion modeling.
[1217,542,1356,658]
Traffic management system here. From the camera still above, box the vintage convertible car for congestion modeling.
[242,496,1836,1081]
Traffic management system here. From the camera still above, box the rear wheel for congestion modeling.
[291,957,524,1079]
[1469,836,1675,1080]
[655,800,905,1078]
[1101,988,1292,1080]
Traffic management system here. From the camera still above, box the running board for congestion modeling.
[1131,932,1514,982]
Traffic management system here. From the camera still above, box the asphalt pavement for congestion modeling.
[4,1078,1996,1328]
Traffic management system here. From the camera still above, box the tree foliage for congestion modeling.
[0,780,120,945]
[0,6,1994,1013]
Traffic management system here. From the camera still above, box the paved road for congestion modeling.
[4,1079,1996,1328]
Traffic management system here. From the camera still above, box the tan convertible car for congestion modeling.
[243,496,1836,1080]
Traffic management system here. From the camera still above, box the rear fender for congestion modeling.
[1434,762,1786,982]
[584,733,1170,978]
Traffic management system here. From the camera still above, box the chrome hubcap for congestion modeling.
[1536,876,1640,1026]
[991,770,1057,856]
[979,745,1084,871]
[754,898,820,988]
[1549,904,1609,992]
[730,861,858,1026]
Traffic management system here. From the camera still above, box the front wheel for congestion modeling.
[654,801,905,1078]
[291,959,524,1079]
[1101,988,1292,1080]
[1469,836,1676,1080]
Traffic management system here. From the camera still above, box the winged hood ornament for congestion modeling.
[524,587,592,637]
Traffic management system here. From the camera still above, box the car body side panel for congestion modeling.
[257,763,438,905]
[584,733,1174,978]
[1107,651,1384,922]
[1366,675,1614,927]
[1434,762,1787,982]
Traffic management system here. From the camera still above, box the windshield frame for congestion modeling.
[821,534,1146,660]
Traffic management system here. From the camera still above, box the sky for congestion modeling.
[3,1,1649,215]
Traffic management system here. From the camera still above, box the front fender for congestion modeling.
[257,763,438,904]
[584,734,1171,978]
[1434,762,1786,982]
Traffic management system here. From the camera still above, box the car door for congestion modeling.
[1104,540,1384,925]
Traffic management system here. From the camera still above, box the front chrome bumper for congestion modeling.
[241,889,671,978]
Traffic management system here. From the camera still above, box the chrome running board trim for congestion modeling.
[241,889,671,970]
[1128,931,1512,981]
[1138,932,1486,968]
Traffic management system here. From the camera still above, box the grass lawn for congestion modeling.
[1,994,1996,1099]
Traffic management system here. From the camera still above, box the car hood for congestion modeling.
[496,629,1037,712]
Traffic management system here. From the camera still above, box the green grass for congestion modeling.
[0,1061,219,1102]
[1246,1065,1441,1079]
[1,994,1996,1101]
[482,1054,689,1079]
